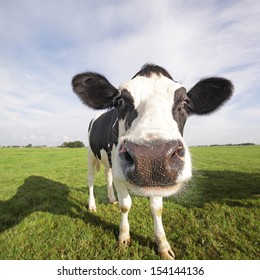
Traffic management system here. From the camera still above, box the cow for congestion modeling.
[72,64,233,259]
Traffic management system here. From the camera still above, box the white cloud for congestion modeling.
[0,0,260,146]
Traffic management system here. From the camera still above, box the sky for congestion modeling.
[1,0,260,147]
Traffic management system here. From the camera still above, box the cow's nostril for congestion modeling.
[124,150,134,166]
[119,142,135,167]
[176,148,185,157]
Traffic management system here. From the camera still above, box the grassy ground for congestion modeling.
[0,146,259,260]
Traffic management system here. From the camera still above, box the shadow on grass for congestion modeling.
[173,170,260,208]
[0,176,152,251]
[0,176,74,233]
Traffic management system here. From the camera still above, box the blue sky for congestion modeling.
[1,0,260,146]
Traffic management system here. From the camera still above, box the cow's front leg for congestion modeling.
[87,151,97,212]
[116,185,132,246]
[105,166,117,204]
[150,196,175,260]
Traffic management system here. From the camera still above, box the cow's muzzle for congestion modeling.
[119,140,185,187]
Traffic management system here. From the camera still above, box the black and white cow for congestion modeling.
[72,64,233,259]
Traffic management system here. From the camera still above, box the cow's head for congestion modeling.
[72,64,233,197]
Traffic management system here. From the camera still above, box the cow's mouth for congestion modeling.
[125,181,185,197]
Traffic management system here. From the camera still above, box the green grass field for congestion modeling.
[0,146,259,260]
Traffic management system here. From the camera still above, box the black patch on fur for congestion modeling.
[186,77,233,115]
[125,109,138,131]
[132,63,174,80]
[72,72,118,109]
[114,89,138,131]
[89,109,118,167]
[172,87,189,136]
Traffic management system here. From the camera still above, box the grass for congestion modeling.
[0,146,259,260]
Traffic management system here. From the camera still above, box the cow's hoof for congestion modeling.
[111,200,118,205]
[118,236,131,247]
[159,248,175,260]
[88,207,97,212]
[109,198,118,204]
[156,239,175,260]
[88,199,96,212]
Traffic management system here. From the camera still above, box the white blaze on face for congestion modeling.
[112,74,192,197]
[119,75,183,142]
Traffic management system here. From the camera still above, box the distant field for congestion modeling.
[0,146,259,260]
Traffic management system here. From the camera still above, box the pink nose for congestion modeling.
[119,140,185,186]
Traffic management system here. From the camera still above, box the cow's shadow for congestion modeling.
[0,176,151,249]
[1,172,259,253]
[172,170,260,208]
[0,176,78,233]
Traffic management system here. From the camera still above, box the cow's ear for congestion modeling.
[72,72,118,109]
[186,77,233,115]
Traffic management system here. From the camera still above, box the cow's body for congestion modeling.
[72,64,233,259]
